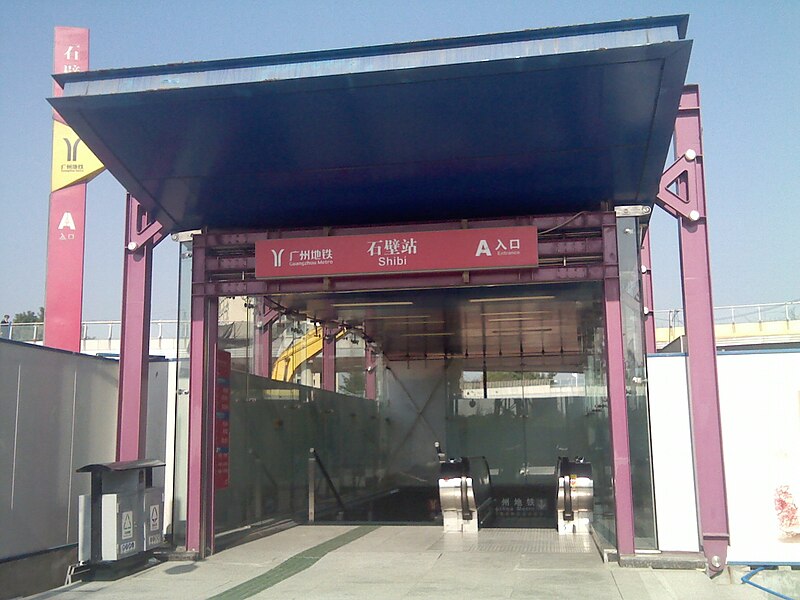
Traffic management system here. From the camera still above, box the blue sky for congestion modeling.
[0,0,798,321]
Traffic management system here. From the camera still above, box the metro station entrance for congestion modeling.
[170,211,657,557]
[210,281,619,545]
[51,13,731,570]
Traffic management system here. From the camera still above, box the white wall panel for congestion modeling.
[717,351,800,563]
[647,354,699,551]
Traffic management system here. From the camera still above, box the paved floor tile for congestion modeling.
[28,526,768,600]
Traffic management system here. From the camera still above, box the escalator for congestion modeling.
[311,444,593,535]
[436,451,593,533]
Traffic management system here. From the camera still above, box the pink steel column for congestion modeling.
[657,85,729,572]
[186,237,219,557]
[365,347,377,400]
[44,27,90,353]
[640,229,657,354]
[322,324,337,391]
[204,310,219,556]
[117,195,164,460]
[254,305,279,378]
[602,218,636,556]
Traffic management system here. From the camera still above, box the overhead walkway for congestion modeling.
[654,301,800,349]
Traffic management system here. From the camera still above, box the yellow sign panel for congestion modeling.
[51,121,105,192]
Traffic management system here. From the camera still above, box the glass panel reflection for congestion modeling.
[211,283,621,549]
[214,374,387,535]
[617,217,657,550]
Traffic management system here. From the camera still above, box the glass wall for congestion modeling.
[170,240,193,548]
[616,216,657,549]
[186,277,641,548]
[442,285,617,542]
[336,335,366,397]
[585,322,616,546]
[213,374,387,535]
[212,298,389,539]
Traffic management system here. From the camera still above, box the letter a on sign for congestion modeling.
[475,240,492,257]
[58,211,76,230]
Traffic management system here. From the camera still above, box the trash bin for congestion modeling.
[76,459,166,564]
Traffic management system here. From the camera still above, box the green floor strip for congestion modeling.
[209,525,379,600]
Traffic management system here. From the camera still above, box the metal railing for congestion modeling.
[653,301,800,330]
[2,320,193,345]
[4,301,798,346]
[307,448,346,523]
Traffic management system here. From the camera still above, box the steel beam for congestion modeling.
[365,347,378,400]
[202,212,614,247]
[117,195,164,460]
[656,85,729,573]
[602,219,636,556]
[186,238,218,557]
[194,265,615,298]
[322,324,338,391]
[254,305,280,377]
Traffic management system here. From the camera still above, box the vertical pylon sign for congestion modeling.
[44,28,104,351]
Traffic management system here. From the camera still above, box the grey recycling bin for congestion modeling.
[76,459,166,564]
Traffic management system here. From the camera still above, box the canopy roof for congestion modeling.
[51,15,691,233]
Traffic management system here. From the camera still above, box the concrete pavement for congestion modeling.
[28,526,776,599]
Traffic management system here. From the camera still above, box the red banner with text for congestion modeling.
[255,226,538,279]
[214,349,231,489]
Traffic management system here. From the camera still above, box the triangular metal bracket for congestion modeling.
[655,155,704,222]
[125,194,168,252]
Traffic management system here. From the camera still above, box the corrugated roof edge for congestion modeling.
[52,14,688,86]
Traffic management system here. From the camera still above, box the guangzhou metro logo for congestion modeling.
[270,246,334,268]
[63,138,81,162]
[271,249,285,267]
[61,137,84,172]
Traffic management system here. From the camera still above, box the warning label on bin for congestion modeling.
[149,505,160,532]
[121,510,133,539]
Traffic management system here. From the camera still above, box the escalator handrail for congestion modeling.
[310,448,346,513]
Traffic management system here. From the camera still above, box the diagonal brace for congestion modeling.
[126,196,168,250]
[656,152,704,222]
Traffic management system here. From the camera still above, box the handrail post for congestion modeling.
[308,447,316,523]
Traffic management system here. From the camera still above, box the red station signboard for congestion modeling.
[213,349,231,489]
[255,226,538,279]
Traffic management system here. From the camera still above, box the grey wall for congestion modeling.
[0,340,170,561]
[0,340,118,560]
[145,359,171,493]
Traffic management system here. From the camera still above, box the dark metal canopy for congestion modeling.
[51,15,690,233]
